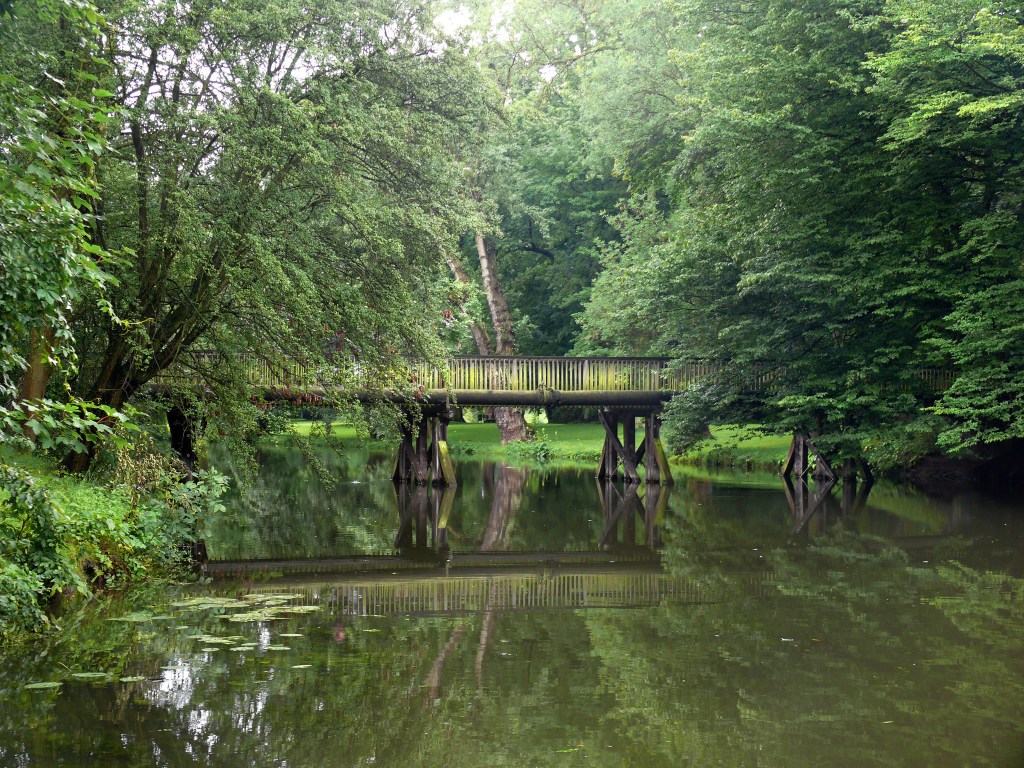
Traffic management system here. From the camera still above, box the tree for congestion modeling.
[1,0,112,429]
[571,0,1024,465]
[63,0,489,468]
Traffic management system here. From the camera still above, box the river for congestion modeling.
[1,444,1022,766]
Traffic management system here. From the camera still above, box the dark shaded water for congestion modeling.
[1,446,1023,766]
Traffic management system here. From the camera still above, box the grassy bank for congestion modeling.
[674,425,791,470]
[282,420,607,465]
[0,446,220,641]
[280,420,791,470]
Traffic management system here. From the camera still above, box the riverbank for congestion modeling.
[278,420,793,471]
[0,446,218,641]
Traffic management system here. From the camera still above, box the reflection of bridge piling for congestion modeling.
[395,482,455,554]
[598,481,670,550]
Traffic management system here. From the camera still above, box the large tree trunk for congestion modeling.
[63,336,137,472]
[17,327,56,441]
[445,244,531,442]
[472,235,531,443]
[474,233,515,355]
[444,250,493,356]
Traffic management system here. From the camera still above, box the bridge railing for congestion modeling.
[158,353,713,393]
[155,353,952,395]
[409,356,704,393]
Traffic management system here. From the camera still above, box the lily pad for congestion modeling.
[291,664,312,669]
[279,633,304,638]
[23,681,62,690]
[70,672,110,680]
[108,612,154,623]
[190,635,237,645]
[173,597,251,610]
[243,594,301,603]
[266,645,291,651]
[119,676,148,683]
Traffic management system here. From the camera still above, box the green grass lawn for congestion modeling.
[676,425,792,469]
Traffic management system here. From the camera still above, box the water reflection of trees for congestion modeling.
[10,460,1021,765]
[3,476,1023,766]
[208,452,675,560]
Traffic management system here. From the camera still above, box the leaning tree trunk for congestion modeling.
[472,234,531,443]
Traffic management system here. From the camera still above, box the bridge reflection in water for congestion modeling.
[205,464,704,615]
[200,458,998,618]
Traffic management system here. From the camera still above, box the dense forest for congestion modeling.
[5,0,1023,464]
[2,0,1023,629]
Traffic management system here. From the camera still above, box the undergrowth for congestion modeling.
[0,437,226,641]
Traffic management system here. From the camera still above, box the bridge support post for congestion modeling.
[597,409,673,485]
[643,413,673,485]
[781,432,809,480]
[429,412,457,487]
[393,411,457,487]
[167,404,198,474]
[597,411,621,481]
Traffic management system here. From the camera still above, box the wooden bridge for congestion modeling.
[159,353,706,487]
[157,352,954,488]
[160,353,732,407]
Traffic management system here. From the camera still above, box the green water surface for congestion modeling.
[1,447,1022,767]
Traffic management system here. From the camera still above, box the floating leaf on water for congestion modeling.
[361,629,381,633]
[225,612,280,622]
[279,633,304,638]
[242,594,301,604]
[173,597,250,610]
[266,645,291,651]
[108,612,153,623]
[190,635,236,645]
[161,665,188,672]
[70,672,110,680]
[118,676,147,683]
[201,647,221,653]
[275,606,319,614]
[23,681,62,690]
[291,664,312,669]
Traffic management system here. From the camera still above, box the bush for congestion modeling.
[505,437,553,463]
[0,438,228,639]
[0,464,85,634]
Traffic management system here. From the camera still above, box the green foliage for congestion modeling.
[563,0,1024,461]
[0,465,80,632]
[64,0,489,444]
[0,440,227,639]
[504,435,552,463]
[0,0,114,399]
[0,399,135,454]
